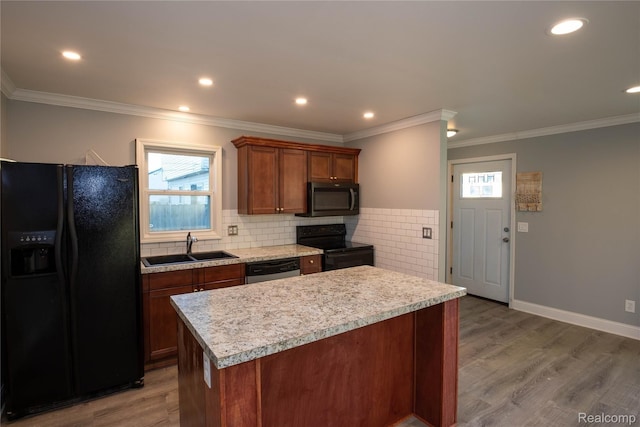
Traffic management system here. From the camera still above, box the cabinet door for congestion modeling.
[148,269,193,291]
[332,153,357,182]
[148,284,194,362]
[308,152,333,182]
[280,149,307,214]
[197,263,246,291]
[309,152,357,183]
[248,145,279,214]
[201,278,246,291]
[301,255,322,275]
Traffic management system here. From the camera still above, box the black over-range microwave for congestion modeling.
[296,182,359,217]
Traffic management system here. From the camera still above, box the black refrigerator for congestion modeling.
[1,161,144,419]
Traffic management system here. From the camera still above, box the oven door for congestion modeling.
[324,248,374,271]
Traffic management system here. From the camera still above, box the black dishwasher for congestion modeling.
[245,257,301,284]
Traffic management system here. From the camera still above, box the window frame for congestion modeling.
[135,138,222,243]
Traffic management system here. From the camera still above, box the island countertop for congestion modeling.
[170,265,466,369]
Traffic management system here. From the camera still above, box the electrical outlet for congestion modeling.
[625,300,636,313]
[422,227,432,239]
[203,351,211,389]
[227,225,238,236]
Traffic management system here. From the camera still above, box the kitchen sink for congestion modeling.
[142,251,237,267]
[189,251,238,261]
[142,254,195,266]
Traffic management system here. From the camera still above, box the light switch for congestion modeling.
[517,222,529,233]
[422,227,432,239]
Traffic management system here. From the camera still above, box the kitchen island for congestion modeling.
[170,265,466,427]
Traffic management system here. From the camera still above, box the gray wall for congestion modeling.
[346,121,442,210]
[449,123,640,326]
[5,100,339,210]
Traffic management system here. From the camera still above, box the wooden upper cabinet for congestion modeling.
[235,143,307,215]
[309,151,357,183]
[244,145,280,215]
[233,136,360,215]
[279,148,308,214]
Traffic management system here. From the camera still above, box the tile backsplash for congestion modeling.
[141,207,440,281]
[345,207,439,280]
[140,210,342,257]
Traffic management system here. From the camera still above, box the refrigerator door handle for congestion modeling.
[66,167,79,287]
[55,166,66,284]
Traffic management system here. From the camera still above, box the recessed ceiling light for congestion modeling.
[295,97,308,105]
[549,18,588,35]
[178,106,190,112]
[447,129,458,138]
[363,112,375,119]
[625,85,640,94]
[62,50,81,61]
[199,78,213,86]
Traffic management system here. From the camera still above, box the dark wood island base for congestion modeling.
[177,299,459,427]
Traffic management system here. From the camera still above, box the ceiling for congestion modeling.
[2,1,639,143]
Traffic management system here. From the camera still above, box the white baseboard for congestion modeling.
[511,299,640,340]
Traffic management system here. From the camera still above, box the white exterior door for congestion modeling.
[451,159,512,302]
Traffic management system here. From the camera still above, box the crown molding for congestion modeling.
[7,88,344,143]
[1,68,17,98]
[8,82,636,147]
[448,113,640,148]
[343,109,457,142]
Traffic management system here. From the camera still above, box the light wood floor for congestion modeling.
[4,296,639,426]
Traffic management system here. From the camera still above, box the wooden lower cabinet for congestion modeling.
[143,263,245,370]
[300,254,322,275]
[147,284,194,364]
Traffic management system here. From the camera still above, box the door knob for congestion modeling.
[504,227,510,232]
[503,237,510,242]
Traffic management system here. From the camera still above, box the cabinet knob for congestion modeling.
[309,259,314,264]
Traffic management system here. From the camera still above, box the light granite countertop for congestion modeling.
[170,265,466,369]
[140,244,323,274]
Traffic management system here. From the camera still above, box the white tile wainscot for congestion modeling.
[346,207,439,280]
[140,209,344,258]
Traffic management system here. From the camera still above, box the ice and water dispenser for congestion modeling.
[8,230,56,277]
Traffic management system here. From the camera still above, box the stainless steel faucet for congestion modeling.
[186,232,197,254]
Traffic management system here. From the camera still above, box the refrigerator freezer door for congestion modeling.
[67,165,143,395]
[1,162,74,418]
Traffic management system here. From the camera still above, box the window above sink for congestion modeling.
[136,138,223,243]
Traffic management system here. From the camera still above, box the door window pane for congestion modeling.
[461,172,503,198]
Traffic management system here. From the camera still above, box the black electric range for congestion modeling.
[296,224,374,271]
